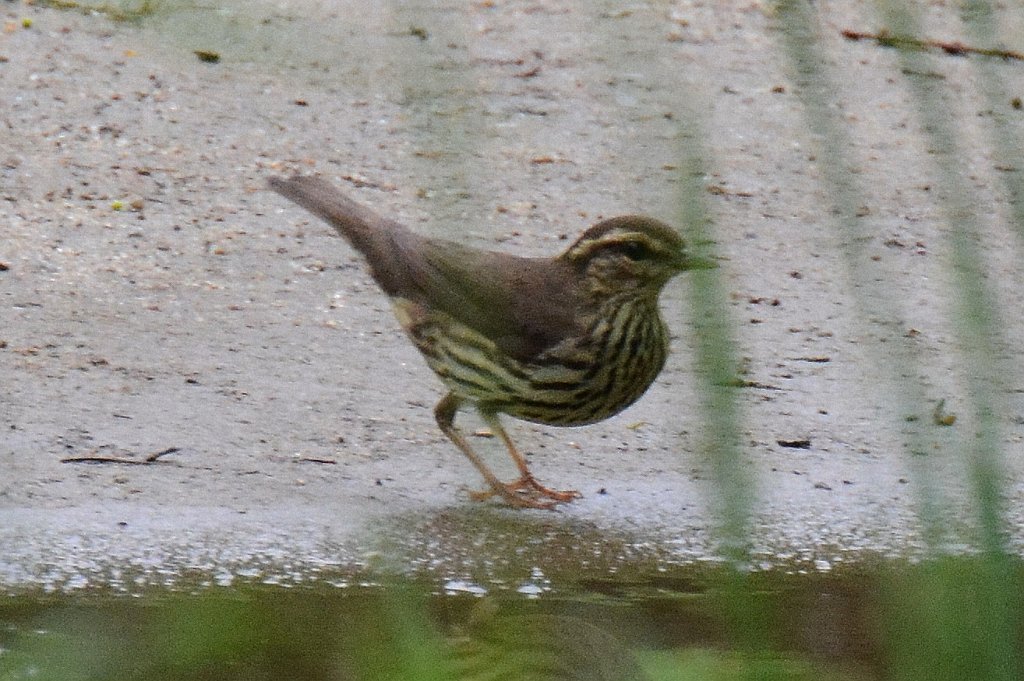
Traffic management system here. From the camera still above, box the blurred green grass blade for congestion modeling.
[675,122,750,564]
[450,611,649,681]
[674,117,782,669]
[873,2,1019,678]
[773,0,1019,678]
[961,0,1024,241]
[883,557,1023,681]
[771,0,951,548]
[334,586,451,681]
[873,0,1015,556]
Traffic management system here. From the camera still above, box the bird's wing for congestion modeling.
[389,234,584,362]
[268,175,583,361]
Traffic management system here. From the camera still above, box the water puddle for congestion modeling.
[4,556,1017,680]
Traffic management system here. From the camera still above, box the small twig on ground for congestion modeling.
[841,29,1024,61]
[61,447,182,465]
[294,457,338,465]
[145,447,181,462]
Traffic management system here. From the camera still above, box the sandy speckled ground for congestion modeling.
[3,0,1024,592]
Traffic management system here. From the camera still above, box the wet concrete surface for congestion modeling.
[3,1,1024,593]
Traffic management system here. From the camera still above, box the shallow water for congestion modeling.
[7,558,1009,681]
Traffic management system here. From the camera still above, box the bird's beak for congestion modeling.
[677,253,718,271]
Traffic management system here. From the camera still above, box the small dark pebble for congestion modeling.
[194,50,221,63]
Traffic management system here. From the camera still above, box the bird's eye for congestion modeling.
[617,241,654,261]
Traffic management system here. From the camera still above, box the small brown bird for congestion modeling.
[269,175,714,509]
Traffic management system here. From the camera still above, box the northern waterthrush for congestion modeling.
[269,175,714,509]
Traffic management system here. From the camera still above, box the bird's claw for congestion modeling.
[470,475,582,509]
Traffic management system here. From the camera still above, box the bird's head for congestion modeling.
[560,216,715,298]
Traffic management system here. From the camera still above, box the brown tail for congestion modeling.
[268,174,436,299]
[267,175,414,258]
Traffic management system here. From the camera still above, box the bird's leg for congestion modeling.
[434,393,557,509]
[480,411,582,503]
